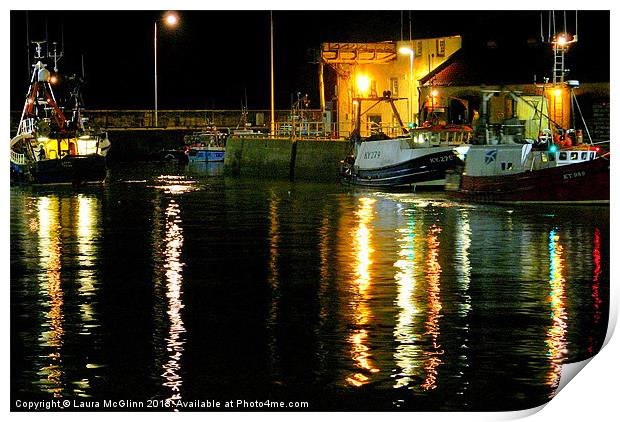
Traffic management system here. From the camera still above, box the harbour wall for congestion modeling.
[224,137,350,182]
[102,129,189,162]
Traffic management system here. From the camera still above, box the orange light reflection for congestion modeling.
[346,197,379,387]
[421,225,444,391]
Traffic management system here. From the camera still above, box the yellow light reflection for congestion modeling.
[346,197,379,387]
[316,211,331,372]
[421,225,444,391]
[393,213,420,389]
[546,231,567,391]
[77,196,98,324]
[267,192,281,379]
[154,175,199,195]
[161,199,186,404]
[37,196,65,397]
[75,195,102,397]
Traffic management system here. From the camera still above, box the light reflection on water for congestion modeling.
[37,196,64,397]
[346,197,379,387]
[546,230,568,391]
[10,168,609,410]
[392,210,420,389]
[152,178,188,405]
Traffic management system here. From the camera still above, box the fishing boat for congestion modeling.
[340,95,472,188]
[185,129,227,162]
[444,85,610,204]
[446,143,609,203]
[446,27,609,204]
[10,42,109,185]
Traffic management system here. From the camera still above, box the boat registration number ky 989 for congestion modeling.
[563,170,586,180]
[363,151,381,159]
[430,155,455,164]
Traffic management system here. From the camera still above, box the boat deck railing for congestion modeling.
[10,150,27,165]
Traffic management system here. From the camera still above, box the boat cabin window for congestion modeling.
[570,152,579,160]
[590,152,596,160]
[541,152,548,163]
[500,162,513,171]
[559,152,568,160]
[581,152,588,160]
[548,153,556,161]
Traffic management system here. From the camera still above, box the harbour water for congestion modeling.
[10,162,609,411]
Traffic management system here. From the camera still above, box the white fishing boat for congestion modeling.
[340,95,472,188]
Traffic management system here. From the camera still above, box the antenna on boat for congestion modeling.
[540,13,544,43]
[25,12,31,78]
[32,40,46,60]
[48,42,63,72]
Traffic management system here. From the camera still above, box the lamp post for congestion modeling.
[154,11,179,127]
[398,46,414,126]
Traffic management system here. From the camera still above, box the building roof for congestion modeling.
[419,44,557,87]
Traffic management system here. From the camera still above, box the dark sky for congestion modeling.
[10,10,610,111]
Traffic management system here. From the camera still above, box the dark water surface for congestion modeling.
[10,162,609,411]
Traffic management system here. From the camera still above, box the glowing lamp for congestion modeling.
[50,75,58,84]
[557,35,567,46]
[356,74,370,95]
[164,12,179,26]
[549,144,558,153]
[431,89,439,97]
[553,88,562,97]
[399,47,413,56]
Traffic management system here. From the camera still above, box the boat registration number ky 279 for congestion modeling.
[363,151,381,159]
[429,155,455,164]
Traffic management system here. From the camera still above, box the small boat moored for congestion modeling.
[185,129,227,162]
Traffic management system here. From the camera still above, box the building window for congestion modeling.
[370,80,377,97]
[390,77,399,97]
[416,40,423,57]
[436,38,446,57]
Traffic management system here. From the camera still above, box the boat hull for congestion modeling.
[188,148,225,162]
[11,155,107,185]
[449,156,609,204]
[343,148,462,188]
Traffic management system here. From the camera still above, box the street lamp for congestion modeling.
[154,11,179,127]
[398,46,414,126]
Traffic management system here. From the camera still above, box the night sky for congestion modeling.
[9,9,610,111]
